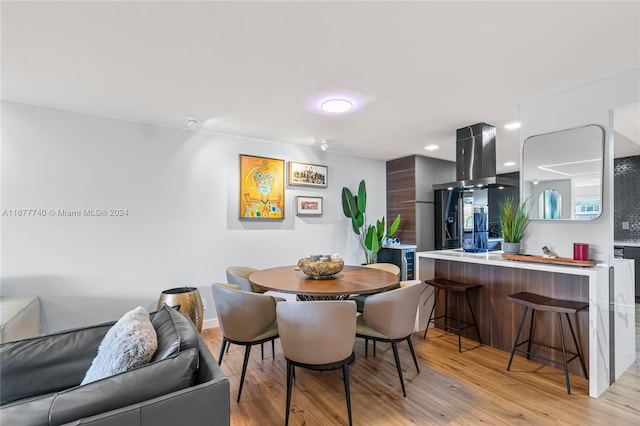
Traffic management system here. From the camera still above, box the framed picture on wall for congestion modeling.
[239,154,285,220]
[288,162,328,188]
[296,196,323,216]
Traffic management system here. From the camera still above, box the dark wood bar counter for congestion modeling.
[430,258,589,377]
[415,249,631,398]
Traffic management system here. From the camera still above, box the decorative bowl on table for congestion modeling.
[298,256,344,279]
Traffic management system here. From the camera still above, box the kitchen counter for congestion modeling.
[614,241,640,247]
[417,248,610,274]
[415,249,635,399]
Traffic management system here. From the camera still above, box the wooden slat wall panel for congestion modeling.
[432,259,589,377]
[386,156,416,244]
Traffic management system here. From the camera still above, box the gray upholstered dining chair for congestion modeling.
[226,265,267,293]
[276,300,357,426]
[211,284,279,402]
[350,263,401,312]
[366,263,421,287]
[356,280,426,397]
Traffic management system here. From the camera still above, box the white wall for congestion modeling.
[0,102,386,333]
[519,68,640,262]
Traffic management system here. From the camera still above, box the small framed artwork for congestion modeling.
[288,162,328,188]
[239,154,285,220]
[296,196,323,216]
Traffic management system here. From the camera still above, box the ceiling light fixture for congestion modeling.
[533,178,539,185]
[504,122,521,130]
[320,140,329,151]
[504,161,516,167]
[187,116,198,130]
[320,98,353,113]
[424,145,439,151]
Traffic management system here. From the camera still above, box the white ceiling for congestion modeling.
[2,1,639,173]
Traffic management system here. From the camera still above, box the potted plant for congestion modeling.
[498,195,533,254]
[341,180,401,264]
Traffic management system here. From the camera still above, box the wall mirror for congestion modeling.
[522,124,604,221]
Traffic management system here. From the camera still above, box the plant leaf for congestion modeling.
[350,217,361,235]
[365,225,380,255]
[376,217,385,239]
[341,187,357,218]
[356,180,366,213]
[387,214,401,236]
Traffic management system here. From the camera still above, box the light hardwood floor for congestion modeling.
[202,327,639,425]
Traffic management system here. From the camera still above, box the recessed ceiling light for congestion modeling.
[498,186,504,190]
[504,122,521,130]
[424,145,439,151]
[447,187,453,191]
[504,161,516,167]
[321,98,353,113]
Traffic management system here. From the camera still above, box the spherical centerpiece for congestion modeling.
[298,256,344,279]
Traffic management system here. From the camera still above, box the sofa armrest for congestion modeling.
[0,322,113,405]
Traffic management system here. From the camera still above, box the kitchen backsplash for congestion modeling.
[614,155,640,242]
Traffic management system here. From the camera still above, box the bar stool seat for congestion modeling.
[506,291,588,394]
[423,278,482,352]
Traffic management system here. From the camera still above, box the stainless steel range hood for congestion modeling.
[433,122,518,190]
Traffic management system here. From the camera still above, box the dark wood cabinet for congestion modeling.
[386,155,455,250]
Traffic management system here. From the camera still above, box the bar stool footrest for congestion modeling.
[512,340,582,369]
[430,315,478,334]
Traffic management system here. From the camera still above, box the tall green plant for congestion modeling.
[341,180,401,264]
[498,196,533,243]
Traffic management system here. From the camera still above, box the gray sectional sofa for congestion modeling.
[0,305,230,426]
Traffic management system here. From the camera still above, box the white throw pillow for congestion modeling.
[81,306,158,385]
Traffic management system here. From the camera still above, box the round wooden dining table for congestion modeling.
[249,265,399,300]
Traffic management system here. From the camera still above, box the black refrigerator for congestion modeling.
[434,189,488,251]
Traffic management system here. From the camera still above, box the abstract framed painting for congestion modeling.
[288,162,328,188]
[239,154,285,220]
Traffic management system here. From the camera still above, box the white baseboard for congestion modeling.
[203,318,218,330]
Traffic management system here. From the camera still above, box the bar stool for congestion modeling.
[423,278,482,352]
[506,292,588,394]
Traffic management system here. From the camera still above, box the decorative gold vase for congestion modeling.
[157,287,203,332]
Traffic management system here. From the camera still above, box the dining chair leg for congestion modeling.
[238,346,252,402]
[226,340,231,353]
[343,363,353,426]
[373,341,377,357]
[407,336,419,373]
[391,341,406,397]
[272,339,276,358]
[364,338,369,358]
[285,361,294,426]
[261,342,264,360]
[218,337,227,365]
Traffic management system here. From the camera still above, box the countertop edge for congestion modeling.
[416,250,610,275]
